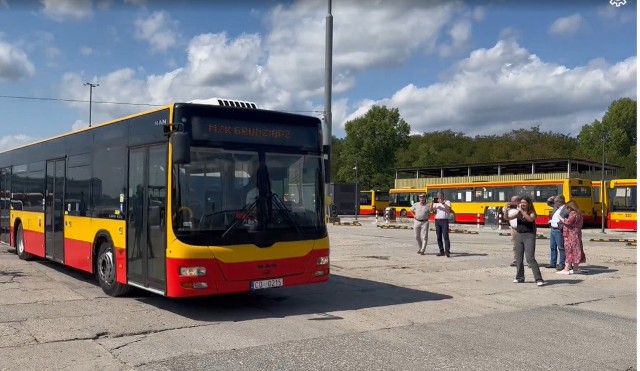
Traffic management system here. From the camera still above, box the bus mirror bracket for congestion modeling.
[171,130,191,165]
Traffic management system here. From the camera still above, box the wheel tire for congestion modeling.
[400,209,407,218]
[96,241,130,297]
[15,223,33,260]
[330,204,338,218]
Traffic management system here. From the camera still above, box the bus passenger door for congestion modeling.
[127,145,167,292]
[0,167,10,245]
[45,159,65,262]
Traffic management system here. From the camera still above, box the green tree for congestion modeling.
[337,106,410,189]
[330,136,345,182]
[578,98,636,177]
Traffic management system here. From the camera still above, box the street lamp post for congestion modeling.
[84,82,99,127]
[354,158,358,221]
[601,132,607,234]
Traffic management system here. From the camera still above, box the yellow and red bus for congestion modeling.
[606,179,637,230]
[358,190,389,216]
[425,178,594,226]
[591,180,607,226]
[388,187,424,218]
[0,99,329,297]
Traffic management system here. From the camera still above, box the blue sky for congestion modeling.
[0,0,636,152]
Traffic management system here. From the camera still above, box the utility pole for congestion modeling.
[84,82,99,127]
[323,0,333,220]
[601,132,607,234]
[354,158,358,221]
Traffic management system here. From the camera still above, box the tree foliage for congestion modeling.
[330,98,636,188]
[334,106,410,190]
[577,98,636,178]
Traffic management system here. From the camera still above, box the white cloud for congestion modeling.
[124,0,146,6]
[344,40,636,137]
[40,0,92,21]
[134,11,179,53]
[48,2,634,143]
[0,38,35,81]
[597,4,635,23]
[79,46,93,56]
[548,14,584,36]
[0,134,37,152]
[263,1,462,101]
[185,32,262,86]
[439,20,472,57]
[71,119,88,131]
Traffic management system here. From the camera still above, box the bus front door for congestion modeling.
[127,146,167,292]
[45,159,65,262]
[0,167,10,245]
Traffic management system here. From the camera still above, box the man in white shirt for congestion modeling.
[548,195,568,270]
[431,191,452,257]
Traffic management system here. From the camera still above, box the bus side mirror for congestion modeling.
[172,132,191,164]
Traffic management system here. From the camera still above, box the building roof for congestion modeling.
[396,158,620,178]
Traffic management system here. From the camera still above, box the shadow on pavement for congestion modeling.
[541,279,583,287]
[573,265,617,276]
[135,274,453,322]
[449,252,488,258]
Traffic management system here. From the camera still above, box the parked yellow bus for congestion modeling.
[592,180,607,226]
[425,178,594,226]
[388,187,424,218]
[0,99,329,297]
[607,179,637,230]
[359,190,389,216]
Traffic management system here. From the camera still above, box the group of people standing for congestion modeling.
[411,192,452,257]
[503,194,586,287]
[409,191,586,288]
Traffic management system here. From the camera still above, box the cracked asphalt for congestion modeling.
[0,221,636,371]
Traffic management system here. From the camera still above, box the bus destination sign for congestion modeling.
[191,117,319,149]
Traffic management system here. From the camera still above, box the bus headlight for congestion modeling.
[179,267,206,277]
[316,256,329,265]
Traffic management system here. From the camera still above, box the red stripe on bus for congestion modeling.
[608,219,637,231]
[63,238,93,273]
[115,246,127,284]
[23,229,45,257]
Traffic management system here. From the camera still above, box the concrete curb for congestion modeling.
[589,238,637,243]
[377,224,412,229]
[333,221,362,226]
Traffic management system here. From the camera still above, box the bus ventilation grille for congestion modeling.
[216,99,258,109]
[189,98,258,109]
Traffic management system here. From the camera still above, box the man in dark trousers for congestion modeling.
[431,191,452,257]
[547,194,569,270]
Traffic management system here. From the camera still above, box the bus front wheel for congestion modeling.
[400,209,407,218]
[15,224,33,260]
[96,241,130,297]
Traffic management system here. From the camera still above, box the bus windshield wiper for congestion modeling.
[221,200,257,239]
[270,193,301,234]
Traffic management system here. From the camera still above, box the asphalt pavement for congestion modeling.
[0,218,636,370]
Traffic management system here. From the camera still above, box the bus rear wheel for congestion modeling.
[400,209,407,218]
[96,241,130,297]
[15,224,33,260]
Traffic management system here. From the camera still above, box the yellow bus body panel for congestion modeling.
[64,216,126,248]
[166,235,329,263]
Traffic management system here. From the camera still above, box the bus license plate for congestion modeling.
[251,278,283,290]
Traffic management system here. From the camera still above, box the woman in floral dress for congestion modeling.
[556,200,585,275]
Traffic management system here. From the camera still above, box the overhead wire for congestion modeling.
[0,94,163,107]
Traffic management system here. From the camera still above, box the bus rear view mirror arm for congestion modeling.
[172,131,191,164]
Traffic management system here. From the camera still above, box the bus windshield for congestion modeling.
[173,147,324,245]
